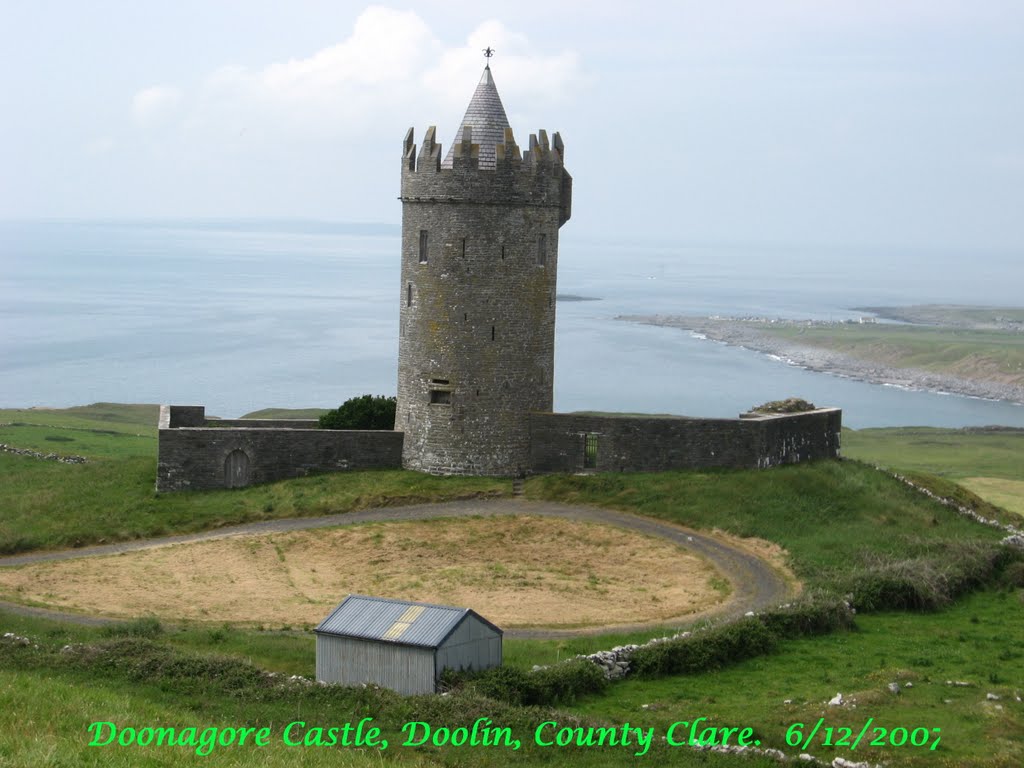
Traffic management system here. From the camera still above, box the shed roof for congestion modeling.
[441,65,511,170]
[315,595,502,649]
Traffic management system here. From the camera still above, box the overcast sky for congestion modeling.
[3,1,1023,249]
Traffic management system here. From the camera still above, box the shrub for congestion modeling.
[318,395,396,430]
[463,665,537,705]
[467,660,606,706]
[64,639,270,695]
[101,616,163,638]
[630,618,779,678]
[531,659,608,704]
[844,541,1017,612]
[759,594,856,636]
[1003,561,1024,588]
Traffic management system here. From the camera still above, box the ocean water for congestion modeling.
[2,220,1022,429]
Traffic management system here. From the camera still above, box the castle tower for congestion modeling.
[396,64,572,475]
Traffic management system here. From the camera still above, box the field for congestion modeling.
[0,516,732,629]
[1,404,1023,767]
[759,322,1024,389]
[844,426,1024,517]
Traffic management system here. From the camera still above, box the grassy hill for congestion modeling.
[1,406,1023,766]
[844,426,1024,516]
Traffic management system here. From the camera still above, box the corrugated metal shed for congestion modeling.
[315,595,502,695]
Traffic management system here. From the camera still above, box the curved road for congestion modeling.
[0,499,794,638]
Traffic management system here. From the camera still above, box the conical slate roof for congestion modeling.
[441,65,511,170]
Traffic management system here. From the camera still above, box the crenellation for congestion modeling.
[403,127,416,171]
[416,126,441,172]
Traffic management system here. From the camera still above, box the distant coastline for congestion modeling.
[619,311,1024,406]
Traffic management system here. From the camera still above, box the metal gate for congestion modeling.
[224,449,251,488]
[583,433,599,469]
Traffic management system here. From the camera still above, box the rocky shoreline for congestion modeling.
[619,315,1024,406]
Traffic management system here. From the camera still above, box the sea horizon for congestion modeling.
[2,218,1022,429]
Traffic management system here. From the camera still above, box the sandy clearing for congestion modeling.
[0,516,731,629]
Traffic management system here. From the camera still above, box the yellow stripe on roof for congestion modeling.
[382,606,427,641]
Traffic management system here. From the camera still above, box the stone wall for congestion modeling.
[157,406,404,492]
[529,408,841,474]
[157,405,840,492]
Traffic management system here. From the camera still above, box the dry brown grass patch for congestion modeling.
[0,516,735,629]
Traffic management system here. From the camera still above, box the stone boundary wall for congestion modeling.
[528,408,841,474]
[157,406,404,492]
[158,406,840,491]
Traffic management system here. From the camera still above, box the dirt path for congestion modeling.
[0,499,795,638]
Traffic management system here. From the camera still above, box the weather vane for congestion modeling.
[483,46,495,59]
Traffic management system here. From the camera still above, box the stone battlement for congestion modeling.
[401,126,572,225]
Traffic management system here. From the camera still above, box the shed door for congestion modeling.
[224,449,251,488]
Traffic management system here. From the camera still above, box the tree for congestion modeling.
[318,395,397,430]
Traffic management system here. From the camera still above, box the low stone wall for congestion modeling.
[529,408,841,473]
[157,405,840,491]
[157,406,404,492]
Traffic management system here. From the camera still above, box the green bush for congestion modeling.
[101,616,163,639]
[1002,560,1024,588]
[65,639,271,695]
[844,541,1019,612]
[531,659,608,703]
[629,618,779,678]
[759,594,856,636]
[466,659,606,706]
[318,395,396,430]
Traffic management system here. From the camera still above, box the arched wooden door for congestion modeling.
[224,449,251,488]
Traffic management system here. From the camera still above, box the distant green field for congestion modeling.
[760,322,1024,385]
[844,426,1024,519]
[239,407,329,419]
[843,426,1024,481]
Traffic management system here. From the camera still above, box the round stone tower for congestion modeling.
[396,64,572,475]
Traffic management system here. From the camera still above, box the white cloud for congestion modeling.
[132,6,580,146]
[423,19,582,115]
[131,86,182,124]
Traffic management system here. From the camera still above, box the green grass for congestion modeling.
[572,588,1024,767]
[0,404,508,554]
[0,457,509,555]
[0,403,159,459]
[0,612,789,768]
[239,408,329,419]
[3,405,1023,766]
[844,426,1024,481]
[759,322,1024,384]
[3,587,1021,767]
[523,462,1008,598]
[958,477,1024,517]
[844,425,1024,520]
[0,403,159,431]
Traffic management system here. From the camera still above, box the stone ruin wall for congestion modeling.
[529,408,842,474]
[156,406,404,492]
